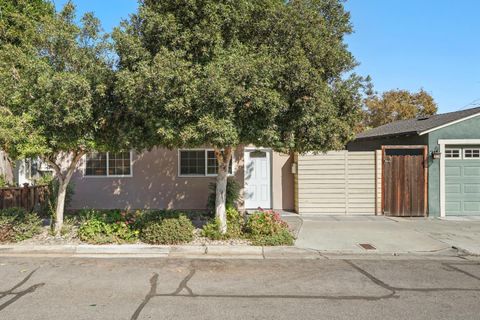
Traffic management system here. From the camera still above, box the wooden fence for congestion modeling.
[0,184,49,211]
[294,151,382,215]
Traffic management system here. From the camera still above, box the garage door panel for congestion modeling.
[446,166,461,177]
[464,166,480,176]
[464,184,480,193]
[446,202,461,213]
[446,184,461,194]
[464,202,480,212]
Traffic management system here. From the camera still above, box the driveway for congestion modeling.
[0,257,479,319]
[288,215,480,255]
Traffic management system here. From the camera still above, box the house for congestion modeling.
[68,147,295,212]
[348,106,480,218]
[13,107,480,219]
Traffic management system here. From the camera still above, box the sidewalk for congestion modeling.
[1,215,479,259]
[292,215,480,256]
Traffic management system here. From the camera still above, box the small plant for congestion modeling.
[201,207,244,240]
[245,210,294,246]
[77,210,139,244]
[207,177,241,213]
[140,215,194,245]
[0,208,42,243]
[0,175,10,188]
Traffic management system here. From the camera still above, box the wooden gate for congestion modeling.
[382,146,428,217]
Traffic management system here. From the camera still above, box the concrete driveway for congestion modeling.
[289,215,480,255]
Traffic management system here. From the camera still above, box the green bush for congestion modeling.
[201,207,244,240]
[132,210,187,230]
[77,210,138,244]
[0,175,10,188]
[0,208,42,243]
[246,210,294,246]
[140,215,194,245]
[207,177,241,213]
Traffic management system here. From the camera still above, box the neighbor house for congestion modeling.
[348,106,480,218]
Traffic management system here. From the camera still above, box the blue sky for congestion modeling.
[53,0,480,113]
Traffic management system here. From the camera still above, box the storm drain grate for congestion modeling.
[358,243,376,250]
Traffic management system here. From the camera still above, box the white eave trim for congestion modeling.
[419,112,480,136]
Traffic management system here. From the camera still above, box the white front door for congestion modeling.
[244,149,271,209]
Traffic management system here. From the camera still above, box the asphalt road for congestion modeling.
[0,257,479,320]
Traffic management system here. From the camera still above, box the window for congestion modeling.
[464,148,480,159]
[179,150,205,175]
[179,149,234,176]
[85,152,132,177]
[445,148,461,159]
[206,151,233,175]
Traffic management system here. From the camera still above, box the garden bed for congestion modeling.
[1,208,295,247]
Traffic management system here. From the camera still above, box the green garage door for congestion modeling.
[445,147,480,216]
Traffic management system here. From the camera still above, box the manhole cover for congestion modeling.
[358,243,376,250]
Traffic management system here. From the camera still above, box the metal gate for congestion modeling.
[382,146,428,217]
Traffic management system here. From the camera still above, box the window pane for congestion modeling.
[180,151,205,175]
[445,149,460,159]
[206,150,233,175]
[108,152,131,176]
[86,152,107,176]
[464,149,480,159]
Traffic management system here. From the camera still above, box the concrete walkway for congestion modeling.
[292,215,480,256]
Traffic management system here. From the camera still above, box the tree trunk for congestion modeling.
[214,147,233,234]
[55,178,68,235]
[45,151,84,236]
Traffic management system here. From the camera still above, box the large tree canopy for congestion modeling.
[114,0,367,232]
[363,89,438,129]
[0,1,117,233]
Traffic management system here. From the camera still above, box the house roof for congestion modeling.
[356,107,480,140]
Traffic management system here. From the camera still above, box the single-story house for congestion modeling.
[348,106,480,218]
[10,107,480,218]
[69,146,296,212]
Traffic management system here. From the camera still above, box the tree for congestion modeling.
[114,0,366,233]
[0,2,116,234]
[0,0,55,47]
[363,89,437,128]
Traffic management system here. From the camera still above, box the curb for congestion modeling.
[0,244,323,259]
[0,244,474,260]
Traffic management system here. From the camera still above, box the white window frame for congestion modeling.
[178,149,235,177]
[444,148,462,160]
[463,148,480,160]
[84,151,133,178]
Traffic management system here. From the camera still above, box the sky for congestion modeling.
[53,0,480,113]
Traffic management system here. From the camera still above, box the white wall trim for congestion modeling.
[419,112,480,136]
[438,139,480,217]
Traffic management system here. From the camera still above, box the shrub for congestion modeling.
[245,210,294,246]
[77,210,138,244]
[140,215,194,245]
[0,208,42,243]
[0,175,10,188]
[207,177,241,213]
[132,210,186,230]
[201,207,244,240]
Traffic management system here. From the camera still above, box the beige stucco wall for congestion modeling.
[272,152,295,211]
[70,147,295,212]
